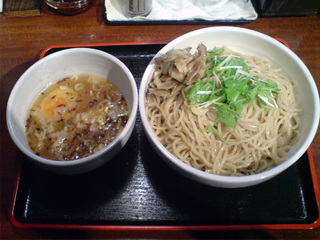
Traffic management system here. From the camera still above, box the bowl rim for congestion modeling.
[7,47,138,167]
[139,26,320,186]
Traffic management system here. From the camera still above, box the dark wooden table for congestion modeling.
[1,1,320,239]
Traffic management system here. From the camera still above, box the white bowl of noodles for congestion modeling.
[7,48,138,174]
[139,27,319,188]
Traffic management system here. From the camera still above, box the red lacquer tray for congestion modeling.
[10,42,320,231]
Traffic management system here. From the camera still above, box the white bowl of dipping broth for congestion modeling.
[139,26,319,188]
[7,48,138,174]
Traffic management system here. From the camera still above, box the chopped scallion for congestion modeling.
[186,47,280,128]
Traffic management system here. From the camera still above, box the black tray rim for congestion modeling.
[10,148,320,231]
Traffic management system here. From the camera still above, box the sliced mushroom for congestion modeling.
[150,43,207,94]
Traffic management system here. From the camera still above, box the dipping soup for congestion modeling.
[25,74,129,161]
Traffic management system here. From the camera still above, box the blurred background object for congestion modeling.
[252,0,320,16]
[123,0,152,17]
[2,0,40,17]
[44,0,94,15]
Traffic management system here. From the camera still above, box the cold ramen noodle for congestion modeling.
[25,74,129,161]
[146,44,301,176]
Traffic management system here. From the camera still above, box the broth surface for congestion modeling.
[25,74,129,161]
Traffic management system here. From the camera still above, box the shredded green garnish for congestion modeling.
[186,47,280,129]
[203,125,226,142]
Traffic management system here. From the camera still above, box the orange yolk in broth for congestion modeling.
[40,87,76,118]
